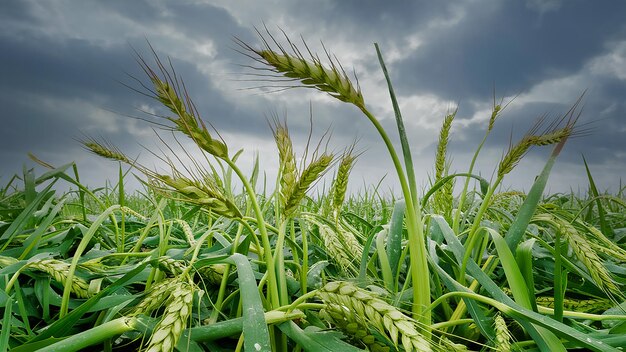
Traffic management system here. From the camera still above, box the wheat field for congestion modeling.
[1,28,625,352]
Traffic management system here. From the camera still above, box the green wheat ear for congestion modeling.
[271,120,297,212]
[332,149,357,216]
[135,47,229,159]
[433,111,455,221]
[284,153,334,217]
[236,26,364,107]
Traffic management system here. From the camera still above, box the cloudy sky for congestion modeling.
[1,0,625,196]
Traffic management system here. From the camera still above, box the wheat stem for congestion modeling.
[222,158,280,309]
[358,106,430,326]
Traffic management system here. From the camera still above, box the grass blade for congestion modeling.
[0,294,13,352]
[278,321,365,352]
[227,253,271,352]
[375,229,393,290]
[386,200,404,284]
[516,239,538,311]
[582,155,611,236]
[488,228,532,308]
[0,184,55,244]
[431,216,616,352]
[374,43,417,208]
[505,140,564,252]
[421,173,489,208]
[18,198,65,260]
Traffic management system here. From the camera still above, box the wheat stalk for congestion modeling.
[317,281,432,352]
[237,27,364,107]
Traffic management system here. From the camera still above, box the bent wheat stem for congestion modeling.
[223,157,281,309]
[358,107,430,326]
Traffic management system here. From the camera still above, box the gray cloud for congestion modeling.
[0,0,624,194]
[393,1,626,99]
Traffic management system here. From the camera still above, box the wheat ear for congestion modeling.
[272,121,297,211]
[152,174,242,218]
[284,153,333,217]
[534,214,621,298]
[27,259,92,299]
[120,206,148,221]
[558,220,621,297]
[82,138,132,164]
[145,281,197,352]
[488,104,502,132]
[498,135,534,178]
[320,302,391,351]
[317,281,431,352]
[129,279,176,316]
[0,256,18,267]
[493,313,512,352]
[498,104,584,179]
[156,257,187,277]
[332,150,357,216]
[197,263,227,286]
[317,222,358,274]
[337,223,364,264]
[174,219,197,246]
[434,112,456,220]
[237,27,364,107]
[535,296,610,313]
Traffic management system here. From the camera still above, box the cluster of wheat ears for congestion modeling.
[1,26,625,352]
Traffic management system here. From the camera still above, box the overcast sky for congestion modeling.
[1,0,625,196]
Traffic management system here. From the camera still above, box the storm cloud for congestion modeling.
[1,0,624,194]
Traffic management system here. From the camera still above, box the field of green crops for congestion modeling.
[1,30,625,352]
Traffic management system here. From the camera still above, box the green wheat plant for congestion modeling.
[0,26,624,352]
[238,25,432,328]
